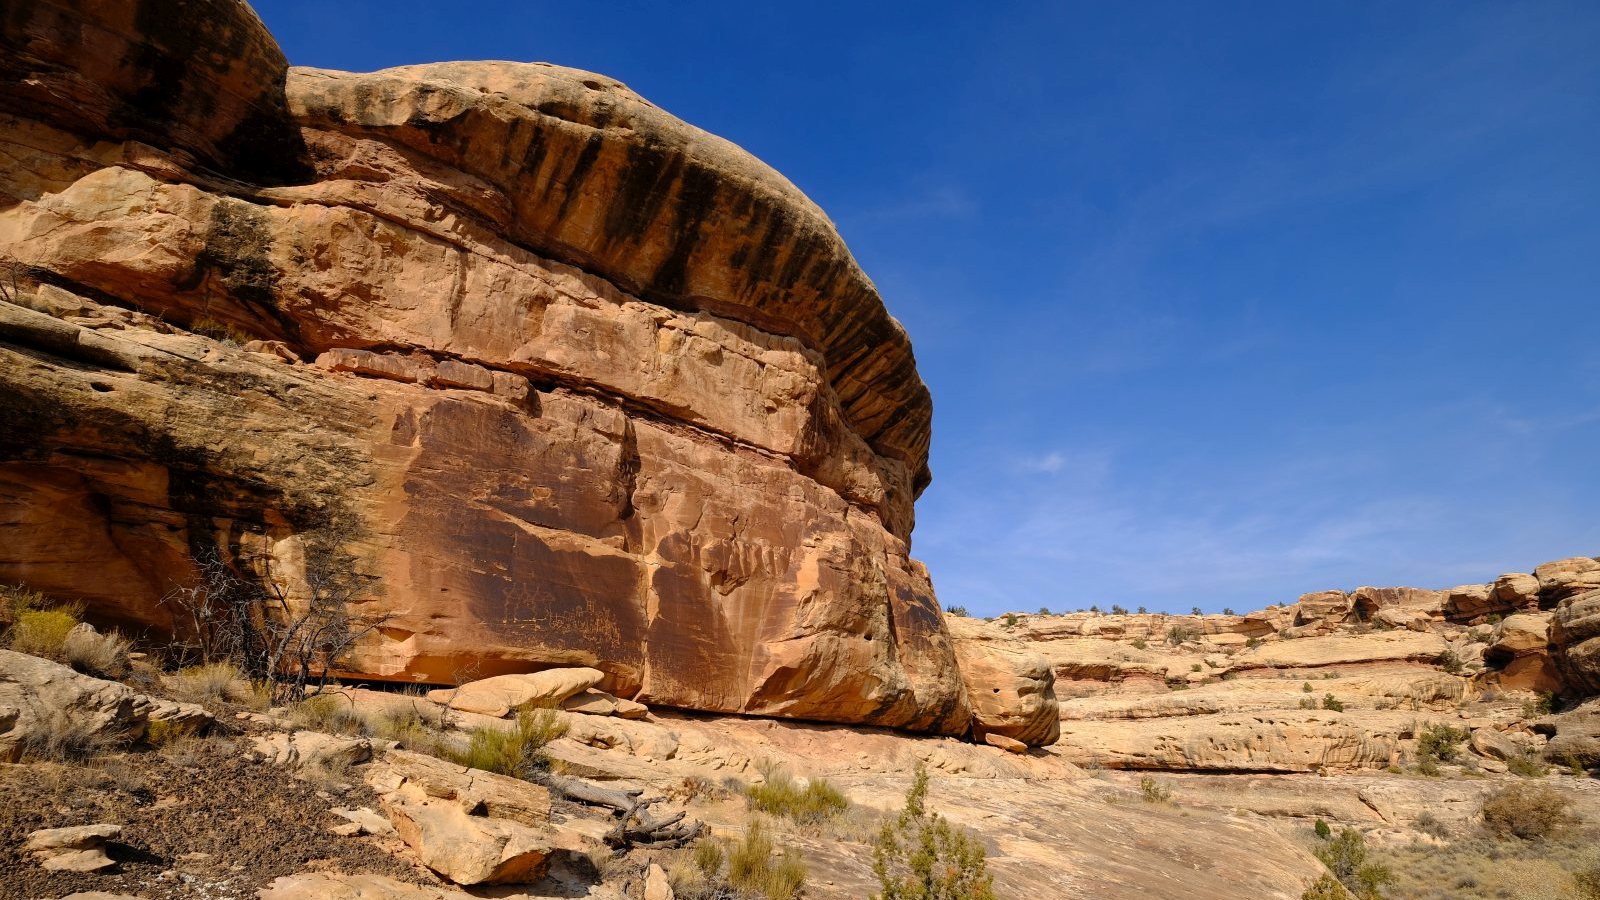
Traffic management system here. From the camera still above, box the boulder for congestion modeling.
[0,650,150,760]
[250,731,374,771]
[951,640,1059,747]
[984,732,1029,754]
[645,863,675,900]
[25,823,121,872]
[561,687,620,716]
[1295,590,1351,625]
[1534,558,1600,602]
[1552,589,1600,697]
[381,782,552,885]
[428,668,606,718]
[1491,573,1541,610]
[365,749,553,829]
[1470,727,1534,762]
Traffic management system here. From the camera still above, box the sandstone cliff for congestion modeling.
[0,0,984,737]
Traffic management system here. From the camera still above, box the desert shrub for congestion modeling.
[1417,723,1470,763]
[1522,692,1555,718]
[7,604,82,659]
[945,605,968,617]
[1167,625,1198,645]
[1313,828,1393,899]
[726,819,806,900]
[188,316,250,345]
[1480,782,1573,840]
[1111,605,1128,615]
[1414,811,1450,839]
[1303,681,1315,693]
[1506,751,1550,778]
[1314,818,1332,840]
[1416,756,1441,777]
[1302,874,1350,899]
[1191,607,1203,616]
[450,706,567,780]
[1575,856,1600,899]
[291,693,367,735]
[747,764,850,824]
[1321,694,1345,712]
[364,697,450,755]
[1190,663,1203,673]
[1246,636,1263,649]
[1138,775,1171,803]
[1437,649,1464,675]
[62,626,131,679]
[872,763,994,900]
[0,584,48,629]
[1223,607,1236,616]
[1131,638,1148,650]
[171,662,251,706]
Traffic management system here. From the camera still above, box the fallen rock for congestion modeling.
[562,688,620,716]
[330,805,396,837]
[427,668,607,718]
[645,863,675,900]
[250,731,374,771]
[984,732,1030,753]
[366,749,552,829]
[25,822,121,872]
[381,782,551,885]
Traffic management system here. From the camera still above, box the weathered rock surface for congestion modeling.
[0,650,147,759]
[948,622,1059,746]
[0,0,973,738]
[1552,589,1600,696]
[259,872,469,900]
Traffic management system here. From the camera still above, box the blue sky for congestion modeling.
[256,1,1600,615]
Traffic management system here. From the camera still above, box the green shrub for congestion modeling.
[1522,692,1555,717]
[1322,694,1345,712]
[1167,625,1198,645]
[1302,873,1350,899]
[1506,752,1550,778]
[450,706,567,780]
[1480,782,1573,840]
[944,606,968,617]
[291,693,367,735]
[1246,636,1263,649]
[1437,649,1464,675]
[1313,828,1393,899]
[728,819,806,900]
[8,606,82,659]
[1314,818,1332,840]
[1131,638,1148,650]
[747,765,850,824]
[1417,723,1470,763]
[1303,681,1315,693]
[1416,756,1441,777]
[872,763,994,900]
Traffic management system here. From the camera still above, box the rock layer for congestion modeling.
[0,1,978,738]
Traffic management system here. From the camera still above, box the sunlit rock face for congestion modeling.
[0,0,982,738]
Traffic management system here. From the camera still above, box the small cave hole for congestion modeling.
[89,381,114,392]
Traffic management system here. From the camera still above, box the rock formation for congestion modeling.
[0,0,991,738]
[952,554,1600,772]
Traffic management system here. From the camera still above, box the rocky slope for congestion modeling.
[0,0,1003,739]
[952,554,1600,774]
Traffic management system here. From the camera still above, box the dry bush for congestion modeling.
[363,696,451,756]
[1139,775,1172,803]
[62,626,131,679]
[1507,752,1550,778]
[450,707,567,780]
[16,708,124,762]
[290,693,366,735]
[1481,783,1574,841]
[171,661,257,707]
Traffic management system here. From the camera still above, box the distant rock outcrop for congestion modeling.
[0,0,986,738]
